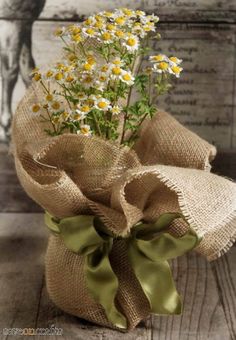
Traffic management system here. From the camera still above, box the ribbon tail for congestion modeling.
[85,245,127,329]
[128,241,182,315]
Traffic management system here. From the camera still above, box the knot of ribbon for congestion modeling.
[45,212,200,329]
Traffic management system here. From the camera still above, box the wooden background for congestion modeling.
[0,1,236,339]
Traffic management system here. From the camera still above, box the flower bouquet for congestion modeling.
[12,8,236,331]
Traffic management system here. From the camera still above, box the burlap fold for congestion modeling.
[12,84,236,330]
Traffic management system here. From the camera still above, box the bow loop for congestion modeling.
[45,211,200,329]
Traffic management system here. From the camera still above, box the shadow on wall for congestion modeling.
[0,0,46,142]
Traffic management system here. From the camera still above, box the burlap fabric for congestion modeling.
[12,83,236,330]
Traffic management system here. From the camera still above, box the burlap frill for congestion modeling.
[12,83,236,330]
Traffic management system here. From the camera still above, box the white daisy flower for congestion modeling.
[111,105,122,115]
[153,61,170,74]
[111,57,124,67]
[95,73,108,90]
[120,71,135,85]
[123,35,139,52]
[149,54,168,63]
[77,124,92,136]
[95,98,111,111]
[132,23,146,38]
[169,65,183,78]
[168,56,183,65]
[110,65,123,79]
[98,31,113,44]
[73,111,87,121]
[82,27,97,38]
[81,74,94,88]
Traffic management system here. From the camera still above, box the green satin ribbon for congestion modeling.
[45,212,200,329]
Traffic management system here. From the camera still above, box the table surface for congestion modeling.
[0,149,235,340]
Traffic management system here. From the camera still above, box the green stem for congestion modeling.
[92,111,102,136]
[127,111,149,144]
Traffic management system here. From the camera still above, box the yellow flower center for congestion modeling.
[83,63,92,71]
[84,76,93,83]
[52,102,60,110]
[52,116,60,124]
[74,113,82,120]
[112,67,121,75]
[81,105,90,113]
[32,104,40,113]
[94,21,103,29]
[123,74,131,81]
[106,24,115,31]
[102,32,111,41]
[46,70,53,78]
[113,59,122,65]
[104,11,113,17]
[86,28,96,36]
[46,94,53,101]
[101,65,109,72]
[171,66,181,74]
[87,56,96,65]
[55,73,64,81]
[33,73,41,81]
[122,8,133,16]
[63,111,69,119]
[54,28,64,36]
[98,101,108,109]
[66,76,74,82]
[81,127,89,134]
[115,17,125,25]
[99,76,106,82]
[159,62,169,70]
[115,30,124,38]
[72,33,83,42]
[169,57,178,63]
[127,38,136,46]
[153,55,164,62]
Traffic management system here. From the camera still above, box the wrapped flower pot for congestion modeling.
[12,8,236,331]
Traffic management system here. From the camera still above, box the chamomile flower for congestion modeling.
[123,35,139,52]
[62,110,71,121]
[153,61,170,74]
[95,98,111,111]
[78,124,92,136]
[111,105,122,115]
[111,57,124,67]
[169,56,183,65]
[120,71,135,85]
[121,8,135,18]
[149,54,168,63]
[73,111,87,121]
[31,104,41,115]
[81,62,95,72]
[54,26,66,37]
[81,74,94,88]
[99,31,113,44]
[110,65,123,79]
[95,73,108,90]
[82,27,97,38]
[169,65,183,78]
[132,23,146,38]
[77,104,91,114]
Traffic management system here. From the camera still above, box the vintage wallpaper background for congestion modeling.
[0,0,236,153]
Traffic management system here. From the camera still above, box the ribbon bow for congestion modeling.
[45,212,200,329]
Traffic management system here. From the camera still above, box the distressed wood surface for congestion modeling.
[0,213,235,339]
[1,20,235,150]
[1,0,236,23]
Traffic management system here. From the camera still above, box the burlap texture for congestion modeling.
[12,84,236,330]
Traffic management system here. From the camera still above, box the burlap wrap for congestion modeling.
[12,83,236,330]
